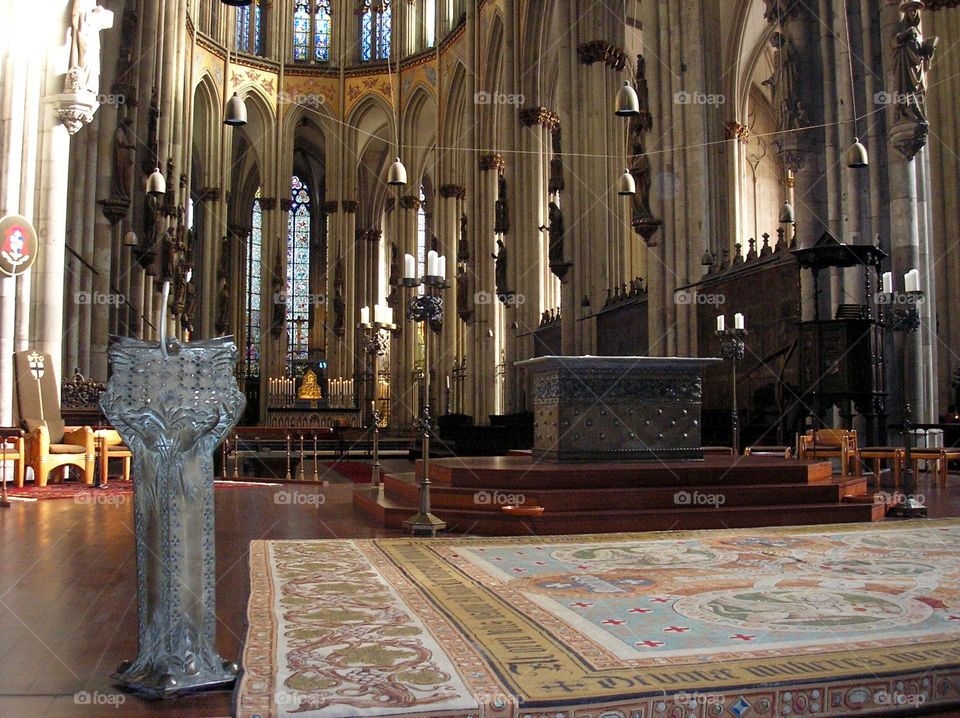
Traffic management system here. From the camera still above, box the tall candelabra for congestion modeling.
[358,304,395,488]
[716,313,747,455]
[401,250,448,536]
[879,272,926,517]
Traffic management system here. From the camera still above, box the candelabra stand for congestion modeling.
[717,328,747,454]
[882,290,926,517]
[401,275,448,536]
[358,319,395,488]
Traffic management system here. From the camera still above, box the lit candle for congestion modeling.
[716,315,725,332]
[446,375,451,390]
[734,313,745,330]
[404,253,416,280]
[360,305,370,325]
[427,250,439,277]
[438,255,446,279]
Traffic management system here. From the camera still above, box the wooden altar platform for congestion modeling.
[354,455,887,535]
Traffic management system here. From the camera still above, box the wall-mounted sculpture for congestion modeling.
[628,55,661,245]
[101,333,245,699]
[890,0,938,160]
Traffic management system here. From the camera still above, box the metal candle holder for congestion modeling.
[717,328,747,455]
[880,289,926,517]
[358,318,396,488]
[401,274,447,536]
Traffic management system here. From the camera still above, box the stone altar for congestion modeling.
[516,356,720,462]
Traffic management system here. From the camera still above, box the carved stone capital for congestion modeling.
[99,198,130,225]
[399,195,422,211]
[439,184,466,199]
[341,200,359,213]
[53,90,100,135]
[196,187,221,202]
[925,0,960,8]
[258,197,277,211]
[577,41,627,71]
[323,200,339,213]
[385,197,396,212]
[280,199,294,212]
[725,121,751,144]
[763,0,801,22]
[889,119,929,161]
[478,153,506,172]
[356,228,381,242]
[228,224,250,239]
[519,107,560,131]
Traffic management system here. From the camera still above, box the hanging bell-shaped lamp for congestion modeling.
[617,168,636,196]
[847,137,869,168]
[146,167,166,197]
[224,92,247,126]
[779,200,795,224]
[615,81,640,117]
[123,231,138,247]
[387,157,408,186]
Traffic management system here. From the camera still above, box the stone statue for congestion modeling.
[540,201,565,267]
[100,334,244,699]
[762,32,802,133]
[215,277,230,335]
[111,116,136,203]
[69,0,115,95]
[270,266,285,338]
[494,174,509,235]
[458,214,470,261]
[892,1,937,126]
[492,238,509,298]
[456,265,469,310]
[332,264,345,337]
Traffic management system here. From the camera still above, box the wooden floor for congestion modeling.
[2,461,959,717]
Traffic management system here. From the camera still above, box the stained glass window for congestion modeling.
[245,189,263,378]
[287,176,312,373]
[360,0,391,62]
[236,1,265,56]
[424,0,435,48]
[293,1,331,62]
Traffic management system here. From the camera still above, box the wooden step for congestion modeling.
[353,488,885,535]
[419,455,833,489]
[379,473,867,512]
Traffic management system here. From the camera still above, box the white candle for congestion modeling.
[427,250,438,277]
[404,253,416,279]
[734,313,744,330]
[904,270,914,293]
[386,306,394,325]
[882,271,893,294]
[446,375,451,390]
[716,315,725,332]
[360,305,370,325]
[438,256,446,279]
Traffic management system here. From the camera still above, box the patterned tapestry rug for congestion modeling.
[235,520,960,717]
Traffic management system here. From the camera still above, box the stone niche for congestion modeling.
[516,356,721,462]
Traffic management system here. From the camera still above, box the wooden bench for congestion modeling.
[910,447,960,487]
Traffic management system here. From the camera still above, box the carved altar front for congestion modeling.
[516,356,720,462]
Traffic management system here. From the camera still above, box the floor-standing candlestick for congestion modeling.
[359,306,396,488]
[401,253,448,536]
[717,315,747,455]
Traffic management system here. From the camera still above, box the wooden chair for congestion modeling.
[798,429,859,476]
[744,446,794,458]
[96,428,132,484]
[857,447,904,489]
[0,427,25,488]
[910,448,960,487]
[14,350,94,487]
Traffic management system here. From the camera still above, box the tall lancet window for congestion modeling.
[424,0,436,48]
[359,0,391,62]
[244,189,264,378]
[293,1,332,62]
[287,176,312,373]
[236,1,266,55]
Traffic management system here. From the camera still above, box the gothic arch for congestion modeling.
[402,85,437,186]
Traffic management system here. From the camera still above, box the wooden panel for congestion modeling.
[596,297,648,355]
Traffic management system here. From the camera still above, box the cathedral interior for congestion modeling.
[4,0,960,716]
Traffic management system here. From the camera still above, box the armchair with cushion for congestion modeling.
[798,429,859,476]
[96,428,132,484]
[14,351,94,487]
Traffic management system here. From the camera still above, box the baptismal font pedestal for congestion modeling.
[100,327,245,699]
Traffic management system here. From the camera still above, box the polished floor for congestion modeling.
[1,462,959,718]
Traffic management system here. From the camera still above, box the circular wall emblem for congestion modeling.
[0,215,38,277]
